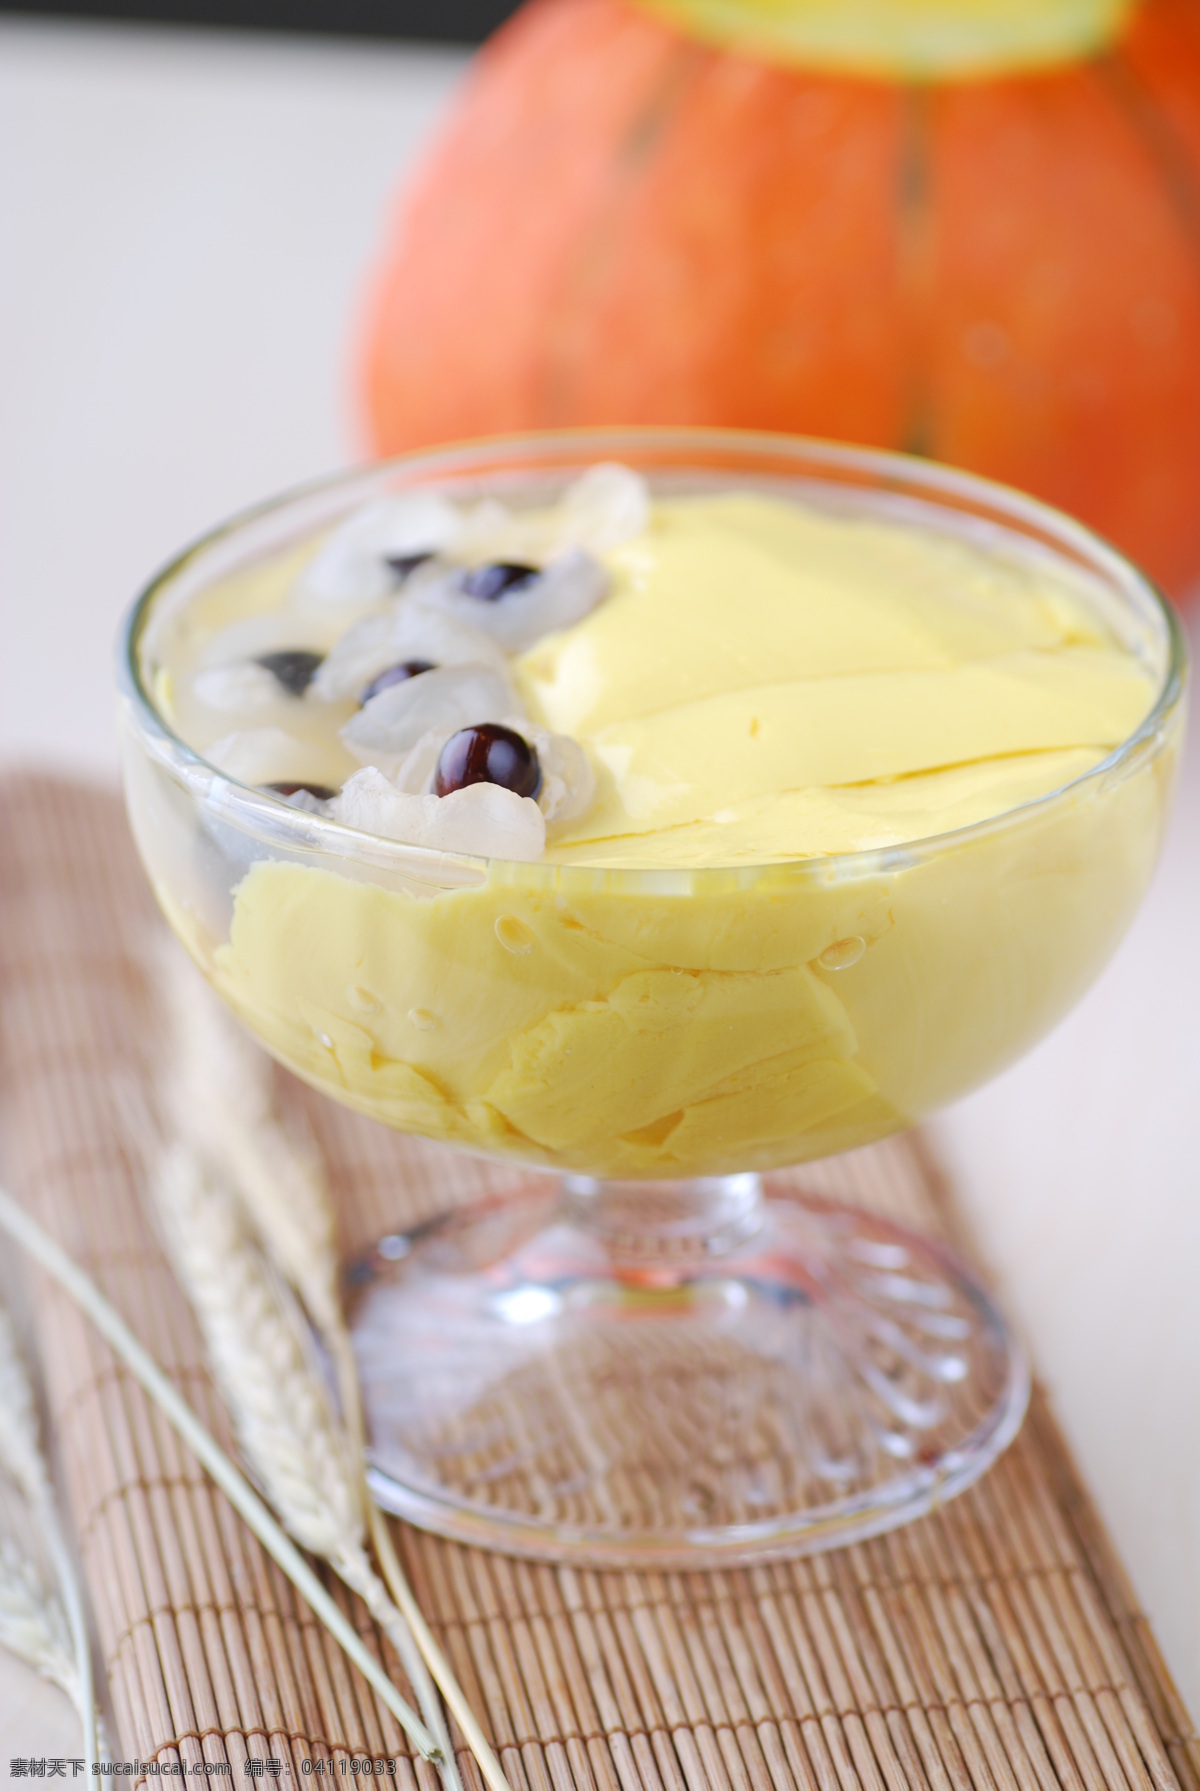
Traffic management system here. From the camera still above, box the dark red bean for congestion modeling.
[266,780,339,801]
[434,724,541,800]
[359,659,436,706]
[255,649,324,697]
[460,561,540,602]
[385,551,435,582]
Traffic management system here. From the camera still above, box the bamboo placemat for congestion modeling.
[0,769,1194,1791]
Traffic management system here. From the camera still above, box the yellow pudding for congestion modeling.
[520,494,1152,864]
[123,462,1179,1178]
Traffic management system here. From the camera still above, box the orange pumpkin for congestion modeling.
[360,0,1200,596]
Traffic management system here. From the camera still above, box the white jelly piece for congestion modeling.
[313,606,508,702]
[206,727,334,788]
[453,465,649,562]
[296,491,462,604]
[425,780,546,859]
[333,767,546,860]
[454,497,517,559]
[556,463,650,554]
[275,787,331,816]
[414,547,609,652]
[524,726,597,828]
[192,661,282,712]
[294,463,643,613]
[341,662,520,779]
[384,728,446,796]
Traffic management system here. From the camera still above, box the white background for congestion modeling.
[1,15,1197,1760]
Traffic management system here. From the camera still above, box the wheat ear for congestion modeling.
[161,959,513,1791]
[0,1536,73,1690]
[158,951,461,1767]
[150,1143,462,1786]
[0,1182,440,1764]
[0,1306,102,1772]
[157,946,341,1340]
[161,959,511,1791]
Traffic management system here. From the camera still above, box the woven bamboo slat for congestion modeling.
[0,771,1193,1791]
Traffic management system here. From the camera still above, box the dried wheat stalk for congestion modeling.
[0,1183,440,1764]
[0,1537,74,1688]
[0,1306,104,1770]
[158,957,341,1340]
[156,953,510,1791]
[148,1141,459,1780]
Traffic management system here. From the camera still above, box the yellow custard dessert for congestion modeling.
[123,461,1178,1177]
[526,494,1151,863]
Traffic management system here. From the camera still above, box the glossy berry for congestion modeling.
[385,550,434,582]
[266,780,339,801]
[359,658,436,706]
[434,724,541,800]
[256,649,324,697]
[460,561,540,602]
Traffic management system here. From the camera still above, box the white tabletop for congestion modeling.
[1,14,1196,1760]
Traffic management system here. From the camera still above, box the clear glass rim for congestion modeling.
[116,425,1189,890]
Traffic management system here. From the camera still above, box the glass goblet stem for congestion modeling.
[561,1173,765,1260]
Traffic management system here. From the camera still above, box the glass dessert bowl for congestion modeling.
[117,430,1186,1566]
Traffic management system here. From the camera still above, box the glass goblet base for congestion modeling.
[350,1175,1028,1567]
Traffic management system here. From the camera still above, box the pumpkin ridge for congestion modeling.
[536,29,711,421]
[897,83,938,456]
[1094,43,1200,267]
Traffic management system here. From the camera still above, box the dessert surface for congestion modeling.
[126,463,1172,1178]
[146,465,1155,869]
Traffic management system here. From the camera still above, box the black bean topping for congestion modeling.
[359,659,437,706]
[385,551,435,582]
[434,724,542,801]
[266,780,339,802]
[460,561,540,602]
[255,649,325,697]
